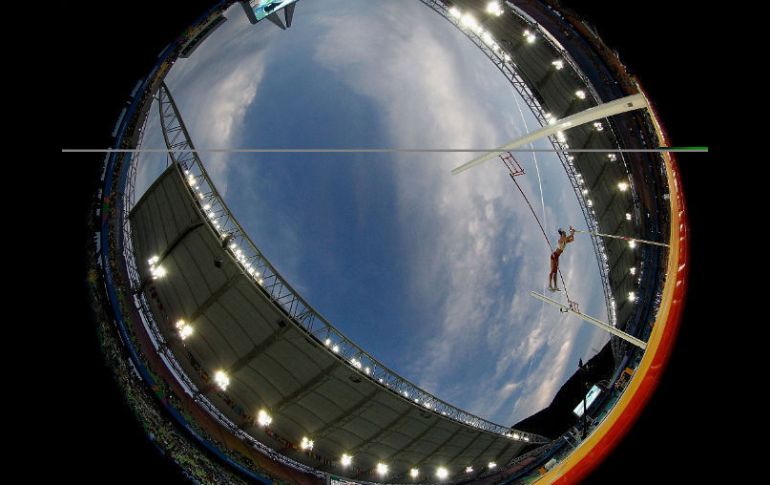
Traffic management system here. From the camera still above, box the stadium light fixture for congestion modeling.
[325,338,331,347]
[552,59,564,70]
[618,181,629,191]
[465,466,474,473]
[341,454,352,467]
[575,90,586,100]
[461,14,477,30]
[148,256,167,280]
[449,7,461,19]
[556,131,566,143]
[300,436,314,451]
[175,320,193,340]
[436,466,449,480]
[524,436,530,442]
[608,153,617,161]
[628,291,636,302]
[513,433,520,440]
[257,409,272,427]
[523,29,536,43]
[504,53,512,63]
[587,199,593,207]
[630,267,637,275]
[151,265,167,280]
[488,462,497,469]
[332,344,340,353]
[582,188,588,195]
[593,121,604,131]
[179,325,193,340]
[214,370,230,391]
[486,1,503,16]
[626,212,632,221]
[410,468,419,478]
[629,240,637,249]
[376,463,388,476]
[364,366,371,375]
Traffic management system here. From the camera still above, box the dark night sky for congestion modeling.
[60,1,715,483]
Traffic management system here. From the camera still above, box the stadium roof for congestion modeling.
[114,0,676,482]
[129,166,538,481]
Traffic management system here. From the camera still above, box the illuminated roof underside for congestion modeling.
[129,166,532,479]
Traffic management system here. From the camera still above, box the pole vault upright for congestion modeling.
[572,229,669,248]
[450,93,649,175]
[530,291,647,350]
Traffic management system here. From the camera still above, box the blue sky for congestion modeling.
[135,0,609,426]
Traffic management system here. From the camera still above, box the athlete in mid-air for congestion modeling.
[549,226,575,291]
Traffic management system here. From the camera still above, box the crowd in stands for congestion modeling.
[89,156,323,484]
[90,271,251,484]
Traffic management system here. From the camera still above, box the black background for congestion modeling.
[60,1,713,482]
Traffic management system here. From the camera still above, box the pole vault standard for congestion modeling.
[530,291,647,350]
[450,94,649,175]
[572,229,669,248]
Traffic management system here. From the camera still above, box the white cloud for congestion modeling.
[153,6,279,196]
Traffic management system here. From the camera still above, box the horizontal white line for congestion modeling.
[61,148,708,154]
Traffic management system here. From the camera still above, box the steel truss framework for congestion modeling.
[151,82,547,443]
[418,0,618,327]
[119,98,325,479]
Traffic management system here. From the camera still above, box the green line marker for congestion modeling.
[659,146,709,151]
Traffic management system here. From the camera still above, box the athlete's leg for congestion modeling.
[549,253,558,289]
[551,252,560,290]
